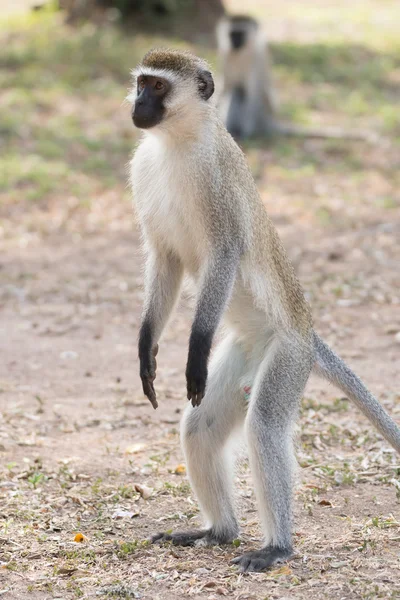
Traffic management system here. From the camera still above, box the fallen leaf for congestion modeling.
[58,566,77,576]
[67,495,86,506]
[270,565,292,576]
[352,557,363,570]
[134,483,153,499]
[318,499,333,507]
[312,435,325,450]
[74,532,87,543]
[112,509,139,519]
[125,399,149,407]
[125,443,146,454]
[216,588,228,596]
[174,464,186,475]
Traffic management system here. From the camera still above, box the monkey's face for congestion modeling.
[230,29,247,50]
[129,50,215,135]
[132,75,171,129]
[131,72,214,133]
[216,16,259,54]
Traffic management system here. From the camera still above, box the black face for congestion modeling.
[132,75,171,129]
[230,29,246,50]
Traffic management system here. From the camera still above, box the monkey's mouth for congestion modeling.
[230,31,245,50]
[132,112,163,129]
[132,104,165,130]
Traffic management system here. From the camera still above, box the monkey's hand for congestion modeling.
[140,344,159,409]
[186,352,208,408]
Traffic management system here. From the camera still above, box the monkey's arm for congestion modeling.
[139,250,184,409]
[186,245,241,407]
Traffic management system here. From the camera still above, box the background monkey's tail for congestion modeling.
[271,121,378,143]
[312,331,400,454]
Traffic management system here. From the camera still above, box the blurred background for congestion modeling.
[1,2,399,599]
[2,1,399,237]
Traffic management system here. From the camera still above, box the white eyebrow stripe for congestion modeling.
[131,66,179,83]
[126,66,180,104]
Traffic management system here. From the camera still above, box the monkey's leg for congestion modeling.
[152,333,248,547]
[232,336,312,572]
[226,86,246,139]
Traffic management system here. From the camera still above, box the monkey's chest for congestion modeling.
[139,176,205,273]
[132,141,208,273]
[224,51,254,86]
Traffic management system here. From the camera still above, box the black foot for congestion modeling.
[151,528,235,547]
[231,545,292,573]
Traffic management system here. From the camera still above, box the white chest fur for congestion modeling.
[130,136,207,274]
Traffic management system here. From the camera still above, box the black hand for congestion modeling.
[186,331,212,407]
[186,354,208,407]
[140,344,159,409]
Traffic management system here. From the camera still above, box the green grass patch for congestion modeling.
[1,5,399,216]
[0,10,178,207]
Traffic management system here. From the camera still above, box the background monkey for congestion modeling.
[129,49,400,572]
[216,15,375,141]
[216,14,278,139]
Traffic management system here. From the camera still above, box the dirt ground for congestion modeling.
[1,2,400,599]
[2,156,400,599]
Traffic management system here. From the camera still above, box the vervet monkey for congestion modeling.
[216,15,375,141]
[217,15,277,138]
[128,49,400,572]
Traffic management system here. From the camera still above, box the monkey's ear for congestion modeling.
[197,70,215,101]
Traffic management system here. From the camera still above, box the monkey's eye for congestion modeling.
[155,81,164,91]
[138,80,145,91]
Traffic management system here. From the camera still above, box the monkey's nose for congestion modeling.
[132,99,144,122]
[132,102,141,122]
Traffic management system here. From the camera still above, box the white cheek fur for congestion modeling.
[125,89,137,104]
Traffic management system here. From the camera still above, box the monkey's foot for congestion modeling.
[231,545,292,573]
[151,528,235,547]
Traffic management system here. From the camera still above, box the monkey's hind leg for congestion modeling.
[226,86,246,139]
[152,334,248,547]
[232,336,312,572]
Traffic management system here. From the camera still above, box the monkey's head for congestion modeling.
[129,49,215,133]
[217,15,259,53]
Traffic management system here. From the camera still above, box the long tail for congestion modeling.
[270,121,378,143]
[312,331,400,453]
